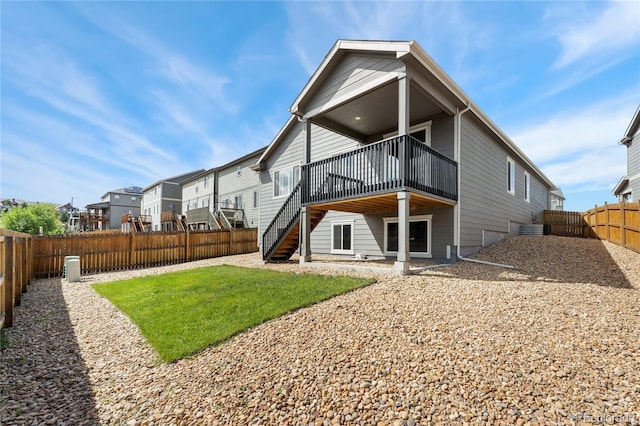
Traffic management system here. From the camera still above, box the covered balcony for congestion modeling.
[302,134,457,213]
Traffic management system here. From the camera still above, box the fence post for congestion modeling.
[27,237,33,282]
[621,203,627,248]
[129,231,136,269]
[185,227,190,262]
[4,237,13,327]
[604,202,610,241]
[21,238,28,293]
[229,229,234,255]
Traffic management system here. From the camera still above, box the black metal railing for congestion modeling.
[302,135,457,205]
[262,182,302,260]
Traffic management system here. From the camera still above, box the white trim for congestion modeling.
[272,164,300,199]
[330,220,355,255]
[302,72,399,119]
[383,214,433,258]
[383,120,432,146]
[507,156,516,195]
[524,171,531,203]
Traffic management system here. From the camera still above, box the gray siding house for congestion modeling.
[141,169,204,231]
[256,40,559,273]
[85,186,143,231]
[613,105,640,202]
[181,147,265,230]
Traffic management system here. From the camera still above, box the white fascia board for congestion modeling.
[290,40,412,115]
[612,176,630,195]
[255,115,298,166]
[623,104,640,141]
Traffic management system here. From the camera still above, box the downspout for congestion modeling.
[453,103,470,259]
[454,103,514,270]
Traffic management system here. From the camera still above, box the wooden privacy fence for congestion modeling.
[544,203,640,253]
[0,229,34,329]
[543,210,587,237]
[33,228,258,278]
[583,202,640,253]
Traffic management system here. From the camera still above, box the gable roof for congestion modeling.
[142,169,206,193]
[260,39,556,189]
[182,146,268,185]
[621,104,640,144]
[100,186,143,200]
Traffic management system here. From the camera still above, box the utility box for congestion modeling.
[64,256,81,282]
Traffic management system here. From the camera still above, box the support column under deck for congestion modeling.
[300,118,312,265]
[394,191,411,275]
[299,206,311,264]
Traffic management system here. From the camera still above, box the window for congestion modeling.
[622,191,633,202]
[383,215,433,258]
[331,221,354,254]
[253,191,259,208]
[237,166,242,176]
[507,157,515,195]
[204,177,209,188]
[114,194,120,202]
[131,196,137,201]
[524,171,531,203]
[384,121,432,146]
[195,186,199,193]
[154,187,157,195]
[234,195,243,209]
[202,199,209,207]
[273,165,300,198]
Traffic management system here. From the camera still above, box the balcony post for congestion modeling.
[300,119,312,264]
[394,191,411,275]
[398,75,410,187]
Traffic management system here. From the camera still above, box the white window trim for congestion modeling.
[507,157,516,195]
[524,171,531,203]
[383,120,432,146]
[330,220,355,255]
[383,214,433,258]
[272,164,300,199]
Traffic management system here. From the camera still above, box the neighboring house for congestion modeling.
[84,186,143,231]
[181,147,265,229]
[256,40,560,273]
[549,188,565,211]
[217,147,265,228]
[613,105,640,203]
[141,169,205,231]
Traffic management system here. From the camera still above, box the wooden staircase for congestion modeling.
[268,208,326,261]
[263,181,331,261]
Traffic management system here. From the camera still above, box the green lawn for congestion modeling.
[92,265,375,362]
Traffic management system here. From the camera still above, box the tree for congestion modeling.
[1,203,64,235]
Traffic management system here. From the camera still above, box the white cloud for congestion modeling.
[509,93,637,192]
[543,152,625,190]
[283,1,491,87]
[553,1,640,69]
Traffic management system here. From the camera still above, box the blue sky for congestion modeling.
[1,1,639,212]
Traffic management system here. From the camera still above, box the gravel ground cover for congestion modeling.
[1,236,639,425]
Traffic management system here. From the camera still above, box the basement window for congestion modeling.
[507,157,515,195]
[331,221,354,255]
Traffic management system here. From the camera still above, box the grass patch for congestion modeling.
[92,265,374,363]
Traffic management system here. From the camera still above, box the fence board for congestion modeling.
[583,202,640,254]
[0,229,34,329]
[543,210,586,237]
[32,228,258,278]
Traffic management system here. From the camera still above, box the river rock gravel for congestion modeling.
[1,236,639,425]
